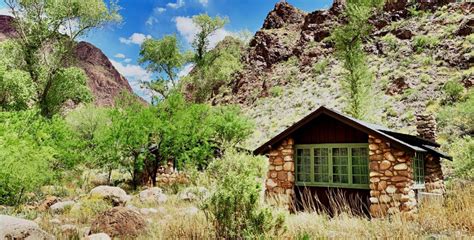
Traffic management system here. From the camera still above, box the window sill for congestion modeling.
[295,182,370,190]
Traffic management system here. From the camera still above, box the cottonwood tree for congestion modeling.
[139,35,192,103]
[192,14,228,65]
[2,0,121,116]
[331,0,383,120]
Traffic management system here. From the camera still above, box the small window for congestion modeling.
[352,147,369,184]
[413,153,425,186]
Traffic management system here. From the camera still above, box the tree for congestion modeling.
[331,0,383,120]
[191,14,228,64]
[3,0,121,116]
[139,35,192,103]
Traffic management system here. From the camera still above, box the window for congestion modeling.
[413,152,425,186]
[295,144,369,189]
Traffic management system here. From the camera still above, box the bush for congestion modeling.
[413,35,440,53]
[442,79,464,104]
[313,59,329,75]
[381,33,398,51]
[202,151,285,239]
[445,136,474,181]
[269,86,284,97]
[438,90,474,139]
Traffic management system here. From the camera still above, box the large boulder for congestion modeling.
[89,186,130,206]
[90,207,146,238]
[139,187,168,204]
[50,200,75,214]
[0,215,53,240]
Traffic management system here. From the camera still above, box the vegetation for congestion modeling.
[331,0,383,120]
[203,151,285,238]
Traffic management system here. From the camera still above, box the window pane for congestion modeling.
[296,148,311,182]
[314,148,329,183]
[351,147,369,185]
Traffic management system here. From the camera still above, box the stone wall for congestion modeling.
[265,138,295,207]
[424,154,445,194]
[368,135,417,218]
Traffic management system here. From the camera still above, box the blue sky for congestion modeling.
[0,0,333,99]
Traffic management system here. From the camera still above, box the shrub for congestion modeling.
[442,79,464,104]
[445,136,474,181]
[68,196,112,224]
[413,35,440,53]
[380,33,398,51]
[269,86,284,97]
[438,90,474,140]
[313,58,329,75]
[202,151,285,239]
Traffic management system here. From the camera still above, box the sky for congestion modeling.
[0,0,333,99]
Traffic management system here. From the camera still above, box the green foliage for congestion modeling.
[331,0,383,120]
[0,110,83,205]
[203,150,285,239]
[139,35,192,102]
[191,14,229,63]
[2,0,120,116]
[313,58,329,75]
[184,36,244,103]
[269,86,284,97]
[381,33,399,51]
[442,79,465,104]
[446,136,474,181]
[413,35,440,53]
[438,90,474,139]
[69,196,112,224]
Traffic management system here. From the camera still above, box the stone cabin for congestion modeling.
[254,106,451,217]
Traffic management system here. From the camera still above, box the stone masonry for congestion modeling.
[265,138,295,207]
[368,135,417,217]
[416,112,445,194]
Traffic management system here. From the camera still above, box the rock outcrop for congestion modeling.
[262,2,305,30]
[89,186,130,206]
[0,15,135,107]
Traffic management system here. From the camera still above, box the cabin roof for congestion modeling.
[253,106,452,161]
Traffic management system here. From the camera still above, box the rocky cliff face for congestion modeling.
[214,1,473,148]
[0,15,134,106]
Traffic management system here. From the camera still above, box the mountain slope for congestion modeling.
[213,1,473,148]
[0,15,134,107]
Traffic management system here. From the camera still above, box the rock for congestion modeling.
[0,215,54,240]
[178,187,209,202]
[139,187,168,204]
[380,160,392,171]
[90,173,109,186]
[139,208,159,215]
[384,152,396,162]
[394,163,408,170]
[50,200,75,214]
[90,207,146,238]
[456,16,473,36]
[386,185,397,194]
[392,28,413,40]
[60,224,78,237]
[38,196,60,211]
[266,178,278,188]
[262,2,305,29]
[86,233,111,240]
[90,186,130,206]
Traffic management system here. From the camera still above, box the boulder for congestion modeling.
[90,207,146,238]
[0,215,53,240]
[50,200,75,214]
[456,16,473,36]
[38,196,60,211]
[86,233,111,240]
[89,186,130,206]
[139,187,168,204]
[90,173,109,186]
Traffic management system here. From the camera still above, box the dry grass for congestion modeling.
[6,181,472,239]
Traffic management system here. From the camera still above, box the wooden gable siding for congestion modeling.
[293,114,368,144]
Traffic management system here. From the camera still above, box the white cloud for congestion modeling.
[198,0,208,7]
[146,17,158,26]
[178,63,195,78]
[58,19,79,37]
[155,7,167,14]
[175,16,231,49]
[111,60,153,99]
[124,58,132,63]
[167,0,185,9]
[0,7,12,16]
[119,33,152,45]
[114,53,126,59]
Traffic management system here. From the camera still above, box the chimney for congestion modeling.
[416,113,437,142]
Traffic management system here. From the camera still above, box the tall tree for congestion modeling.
[191,14,228,64]
[331,0,383,120]
[139,35,191,103]
[3,0,121,116]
